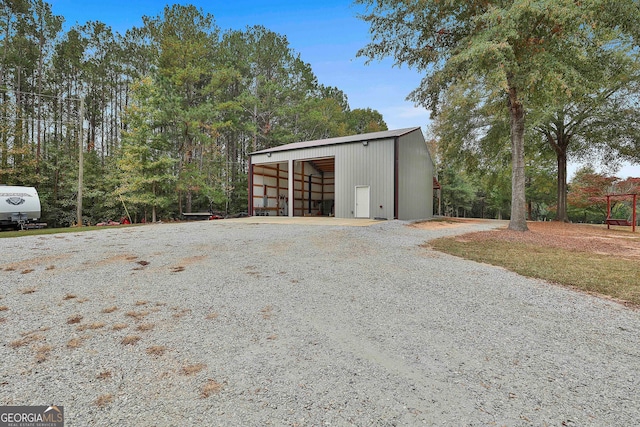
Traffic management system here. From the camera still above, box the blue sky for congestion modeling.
[49,0,638,178]
[49,0,429,132]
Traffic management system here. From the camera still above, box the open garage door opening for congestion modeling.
[250,157,335,217]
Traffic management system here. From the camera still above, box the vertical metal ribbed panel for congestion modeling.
[397,130,434,220]
[333,139,394,219]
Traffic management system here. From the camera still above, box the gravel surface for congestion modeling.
[1,219,639,426]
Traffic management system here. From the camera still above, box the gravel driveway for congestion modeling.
[1,219,639,426]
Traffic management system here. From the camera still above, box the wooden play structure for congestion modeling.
[605,193,637,232]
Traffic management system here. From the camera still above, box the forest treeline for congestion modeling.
[0,1,387,225]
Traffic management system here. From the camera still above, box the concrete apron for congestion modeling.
[224,216,384,227]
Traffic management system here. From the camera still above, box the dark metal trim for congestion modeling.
[248,162,254,216]
[394,136,399,219]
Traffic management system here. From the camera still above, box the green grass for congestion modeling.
[0,224,140,238]
[430,238,640,307]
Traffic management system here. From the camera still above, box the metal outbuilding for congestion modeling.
[248,127,435,220]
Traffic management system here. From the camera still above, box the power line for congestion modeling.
[0,115,80,126]
[0,87,83,102]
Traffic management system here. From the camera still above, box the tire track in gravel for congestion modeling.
[298,309,479,422]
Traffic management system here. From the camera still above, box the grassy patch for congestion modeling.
[0,224,141,239]
[430,236,640,306]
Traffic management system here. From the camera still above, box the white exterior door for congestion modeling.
[355,186,370,218]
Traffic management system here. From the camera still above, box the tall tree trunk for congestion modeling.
[186,190,192,213]
[14,67,22,168]
[0,17,7,174]
[152,183,158,222]
[37,39,44,170]
[556,151,568,222]
[1,91,8,171]
[252,102,258,152]
[508,84,529,231]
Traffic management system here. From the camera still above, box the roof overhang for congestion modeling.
[249,127,421,156]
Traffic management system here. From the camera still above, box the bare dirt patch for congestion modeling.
[121,335,141,345]
[0,254,70,272]
[94,394,114,407]
[431,221,640,260]
[201,380,223,398]
[412,218,488,230]
[90,253,139,268]
[146,345,167,356]
[176,255,208,267]
[181,363,206,376]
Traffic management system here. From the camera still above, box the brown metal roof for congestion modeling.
[250,127,422,155]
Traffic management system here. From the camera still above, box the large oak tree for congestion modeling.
[356,0,640,231]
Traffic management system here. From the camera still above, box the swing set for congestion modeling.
[605,193,637,232]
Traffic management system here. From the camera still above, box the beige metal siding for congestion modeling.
[251,140,395,219]
[397,130,434,220]
[334,139,394,219]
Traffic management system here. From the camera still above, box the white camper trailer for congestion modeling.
[0,186,41,229]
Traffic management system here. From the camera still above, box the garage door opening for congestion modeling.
[250,157,335,217]
[293,157,335,217]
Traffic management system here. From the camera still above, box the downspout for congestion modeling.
[394,136,399,219]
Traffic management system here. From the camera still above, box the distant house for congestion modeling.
[248,127,435,220]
